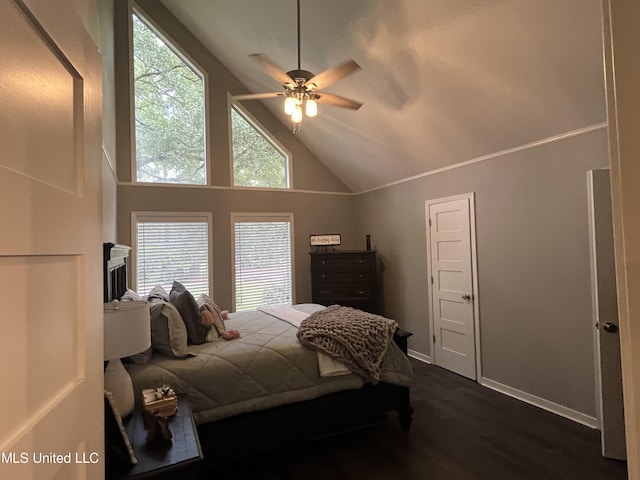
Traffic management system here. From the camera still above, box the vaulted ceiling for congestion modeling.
[160,0,606,193]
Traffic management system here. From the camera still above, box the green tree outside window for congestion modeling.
[231,106,289,188]
[133,14,206,184]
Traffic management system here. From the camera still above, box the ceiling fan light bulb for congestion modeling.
[291,105,303,123]
[284,96,297,115]
[305,98,318,117]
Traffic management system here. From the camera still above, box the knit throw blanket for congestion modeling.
[296,305,398,384]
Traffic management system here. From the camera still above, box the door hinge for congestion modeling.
[431,276,434,284]
[428,218,432,227]
[433,334,436,344]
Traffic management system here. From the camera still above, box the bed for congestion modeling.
[103,243,414,462]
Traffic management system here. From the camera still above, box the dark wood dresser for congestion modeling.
[310,250,380,314]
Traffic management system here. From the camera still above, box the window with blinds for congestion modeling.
[232,213,294,312]
[134,213,211,297]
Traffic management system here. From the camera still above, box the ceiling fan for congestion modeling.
[233,0,363,132]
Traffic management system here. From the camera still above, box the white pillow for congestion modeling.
[120,288,142,302]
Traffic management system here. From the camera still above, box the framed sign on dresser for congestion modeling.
[310,250,380,314]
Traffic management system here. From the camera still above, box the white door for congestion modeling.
[0,1,103,479]
[587,169,626,460]
[604,0,640,473]
[427,194,479,380]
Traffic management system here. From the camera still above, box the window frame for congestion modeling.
[230,212,296,312]
[131,211,214,296]
[228,95,293,190]
[129,3,211,186]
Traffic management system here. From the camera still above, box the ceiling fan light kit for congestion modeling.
[234,0,362,133]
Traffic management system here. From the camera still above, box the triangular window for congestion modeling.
[132,13,207,184]
[231,105,290,188]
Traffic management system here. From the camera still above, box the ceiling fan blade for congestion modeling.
[315,92,363,110]
[234,92,284,101]
[306,60,361,90]
[249,54,295,87]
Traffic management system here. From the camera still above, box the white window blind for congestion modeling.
[233,216,293,311]
[136,216,210,297]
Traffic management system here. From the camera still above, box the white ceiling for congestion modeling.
[160,0,606,193]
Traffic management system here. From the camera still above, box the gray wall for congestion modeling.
[92,0,118,241]
[118,186,358,311]
[354,128,609,416]
[113,0,359,311]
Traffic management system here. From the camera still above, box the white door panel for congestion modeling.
[427,196,478,380]
[0,0,103,478]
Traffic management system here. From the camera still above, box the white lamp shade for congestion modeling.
[104,300,151,360]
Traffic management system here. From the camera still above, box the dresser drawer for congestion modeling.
[312,255,374,272]
[315,285,372,299]
[313,271,372,285]
[313,298,377,313]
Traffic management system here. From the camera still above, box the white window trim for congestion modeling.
[227,94,293,189]
[230,212,296,311]
[131,211,214,294]
[129,2,211,186]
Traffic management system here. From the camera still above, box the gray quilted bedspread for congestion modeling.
[128,304,413,425]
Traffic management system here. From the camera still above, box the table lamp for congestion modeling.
[104,300,151,417]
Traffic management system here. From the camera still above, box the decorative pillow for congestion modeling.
[104,389,137,468]
[149,298,190,358]
[120,289,142,302]
[197,294,225,341]
[170,281,209,345]
[147,284,170,302]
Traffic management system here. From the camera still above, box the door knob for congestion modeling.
[603,322,619,333]
[462,294,471,302]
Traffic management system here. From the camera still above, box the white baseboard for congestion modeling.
[480,376,599,429]
[408,349,432,364]
[407,353,598,429]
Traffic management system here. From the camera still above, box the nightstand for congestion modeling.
[116,396,203,479]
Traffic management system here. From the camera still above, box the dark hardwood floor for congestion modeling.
[199,358,628,480]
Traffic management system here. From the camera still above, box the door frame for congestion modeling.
[425,192,482,379]
[587,168,626,460]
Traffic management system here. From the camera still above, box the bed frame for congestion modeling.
[103,243,131,302]
[103,243,413,463]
